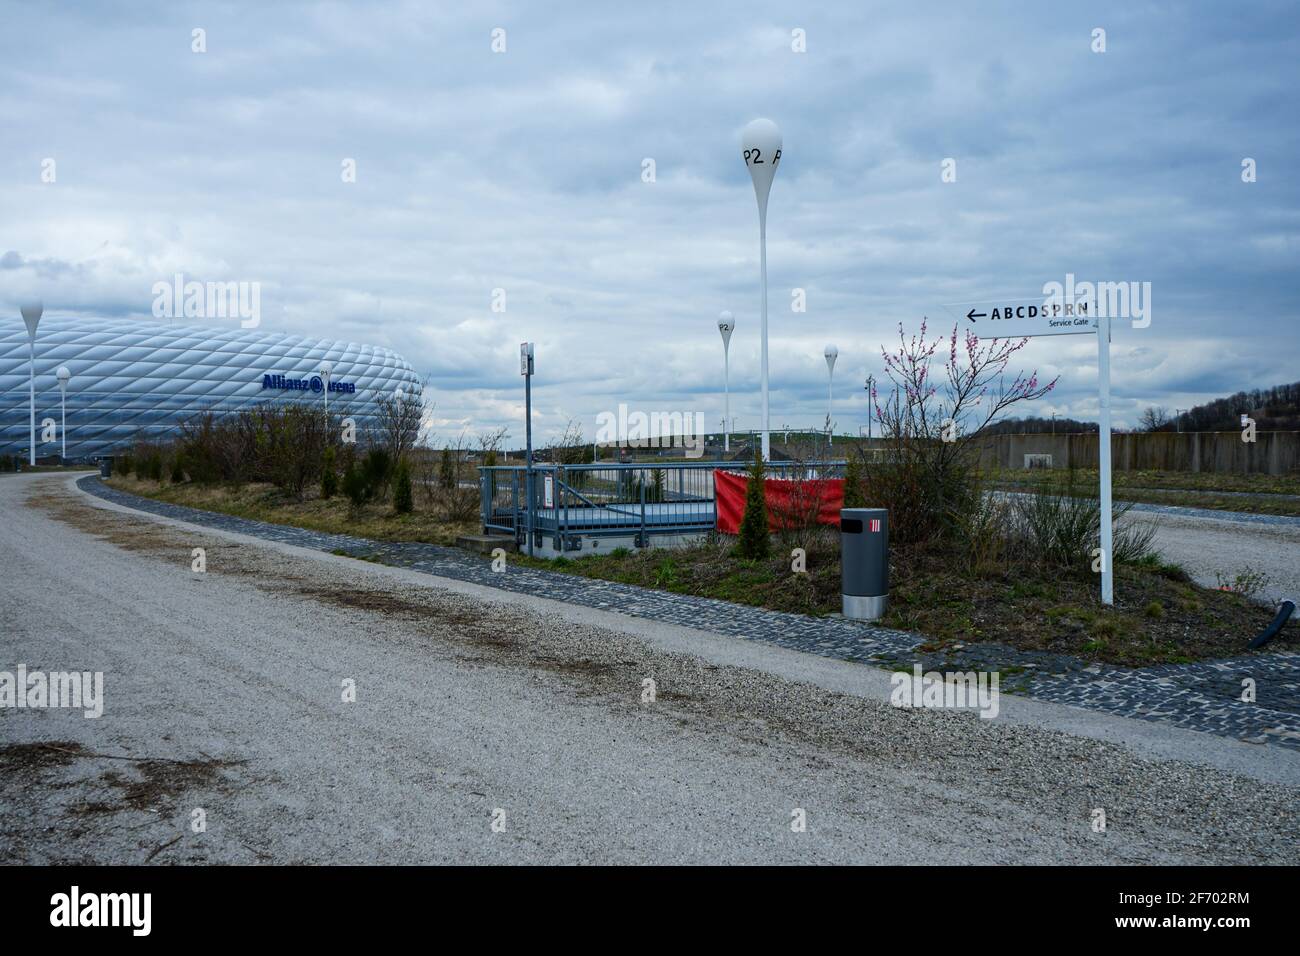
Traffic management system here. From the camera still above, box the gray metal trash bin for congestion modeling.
[841,507,888,620]
[98,457,114,478]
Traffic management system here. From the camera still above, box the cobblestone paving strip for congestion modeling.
[79,476,1300,750]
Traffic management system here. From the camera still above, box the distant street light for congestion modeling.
[741,118,783,462]
[864,373,875,440]
[56,366,71,461]
[320,361,332,418]
[521,342,535,557]
[717,311,735,453]
[20,301,43,466]
[824,344,838,447]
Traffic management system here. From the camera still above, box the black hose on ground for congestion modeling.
[1249,600,1296,650]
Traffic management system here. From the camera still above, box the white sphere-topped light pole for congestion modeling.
[717,310,735,454]
[319,361,332,418]
[824,344,838,447]
[741,117,782,462]
[20,301,43,466]
[56,366,71,461]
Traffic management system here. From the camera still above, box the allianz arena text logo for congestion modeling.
[262,373,356,394]
[152,272,261,329]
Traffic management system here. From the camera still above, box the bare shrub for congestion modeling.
[862,319,1056,545]
[955,487,1014,574]
[1010,479,1157,571]
[247,405,330,498]
[372,385,425,461]
[432,486,480,523]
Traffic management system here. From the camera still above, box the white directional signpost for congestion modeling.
[1097,314,1113,605]
[956,297,1098,339]
[741,118,782,462]
[963,296,1114,605]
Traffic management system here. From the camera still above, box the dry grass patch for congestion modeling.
[107,473,476,546]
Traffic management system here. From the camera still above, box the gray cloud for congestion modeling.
[1,0,1296,439]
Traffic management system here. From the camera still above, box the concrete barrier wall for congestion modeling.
[973,431,1300,474]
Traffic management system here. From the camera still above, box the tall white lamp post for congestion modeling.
[717,311,735,454]
[21,302,43,466]
[320,361,332,418]
[824,344,838,447]
[741,118,782,461]
[56,366,71,461]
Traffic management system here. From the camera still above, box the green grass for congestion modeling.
[106,472,1294,669]
[987,467,1300,496]
[510,534,1290,667]
[985,467,1300,516]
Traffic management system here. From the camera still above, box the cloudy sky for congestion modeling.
[1,0,1296,443]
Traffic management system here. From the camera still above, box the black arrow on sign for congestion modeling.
[966,309,987,322]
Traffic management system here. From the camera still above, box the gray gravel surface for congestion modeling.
[1,473,1296,864]
[1144,509,1300,606]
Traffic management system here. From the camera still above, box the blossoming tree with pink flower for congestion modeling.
[861,318,1057,542]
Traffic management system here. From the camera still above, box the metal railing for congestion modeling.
[480,459,845,552]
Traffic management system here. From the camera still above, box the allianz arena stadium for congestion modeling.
[0,317,422,460]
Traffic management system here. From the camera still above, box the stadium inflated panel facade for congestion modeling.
[0,318,421,460]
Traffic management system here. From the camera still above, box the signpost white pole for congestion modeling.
[57,366,70,461]
[1097,314,1114,605]
[963,294,1115,605]
[521,342,535,557]
[742,119,782,462]
[718,311,734,454]
[824,344,838,447]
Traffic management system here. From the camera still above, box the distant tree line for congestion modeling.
[1139,380,1300,433]
[977,416,1098,436]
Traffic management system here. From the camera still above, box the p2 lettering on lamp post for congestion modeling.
[741,118,782,462]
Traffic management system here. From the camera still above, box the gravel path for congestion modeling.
[2,473,1296,864]
[1144,509,1300,606]
[78,475,1300,748]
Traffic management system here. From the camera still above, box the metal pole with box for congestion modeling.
[521,342,535,557]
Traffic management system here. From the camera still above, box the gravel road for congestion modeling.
[2,473,1296,864]
[1142,509,1300,605]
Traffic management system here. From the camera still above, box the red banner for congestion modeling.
[714,469,844,535]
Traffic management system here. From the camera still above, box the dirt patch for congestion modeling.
[286,585,631,687]
[30,480,204,558]
[95,756,245,813]
[0,740,89,773]
[281,585,508,630]
[1,740,244,817]
[290,585,430,618]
